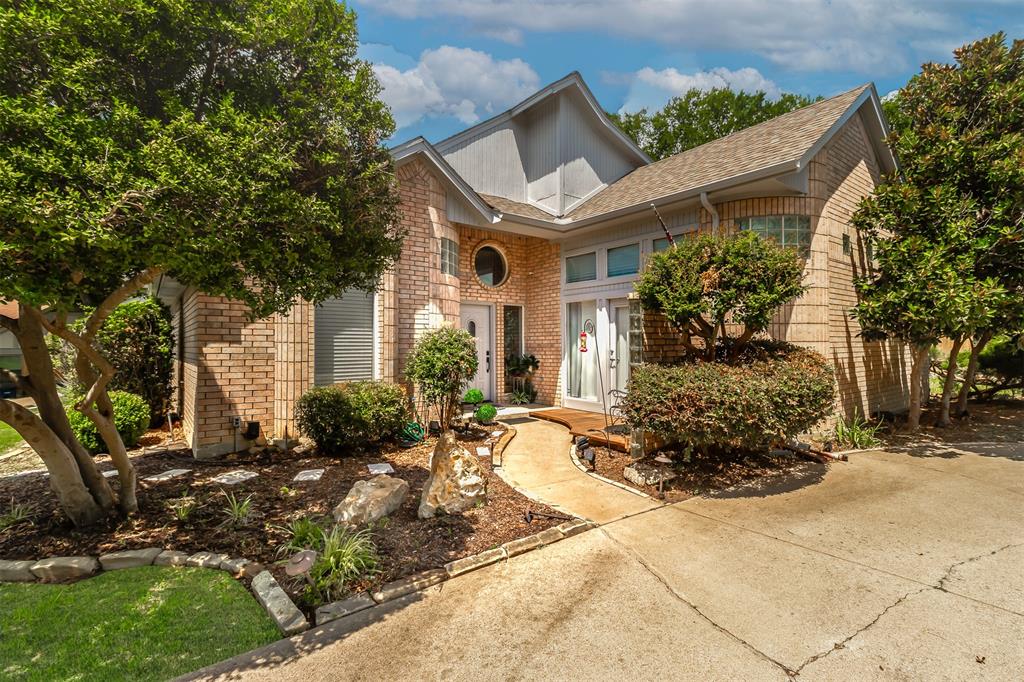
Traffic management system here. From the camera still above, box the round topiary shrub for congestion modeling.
[463,388,484,405]
[620,341,835,455]
[296,381,410,454]
[66,390,151,455]
[475,403,498,424]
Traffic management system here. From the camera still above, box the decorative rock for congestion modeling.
[475,446,491,458]
[623,461,677,487]
[502,534,543,558]
[370,568,447,603]
[315,592,376,625]
[0,559,36,582]
[98,548,162,570]
[366,462,394,475]
[143,468,192,483]
[444,547,506,578]
[186,551,231,569]
[333,475,409,527]
[292,442,313,456]
[30,556,99,582]
[251,571,308,636]
[293,468,324,483]
[211,469,258,485]
[153,550,190,567]
[219,557,263,578]
[556,519,592,538]
[101,469,119,478]
[418,431,488,519]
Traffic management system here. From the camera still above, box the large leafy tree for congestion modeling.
[610,88,819,160]
[854,33,1024,428]
[0,0,402,525]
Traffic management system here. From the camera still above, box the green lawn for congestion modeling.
[0,566,279,681]
[0,420,22,453]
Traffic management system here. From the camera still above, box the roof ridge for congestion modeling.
[637,83,872,171]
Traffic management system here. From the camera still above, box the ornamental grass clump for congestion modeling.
[621,341,835,456]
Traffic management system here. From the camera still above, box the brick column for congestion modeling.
[274,301,313,441]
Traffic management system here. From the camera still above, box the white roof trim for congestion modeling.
[390,137,500,224]
[797,84,898,175]
[433,71,652,166]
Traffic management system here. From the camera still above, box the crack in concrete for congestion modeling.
[793,542,1024,675]
[600,527,797,678]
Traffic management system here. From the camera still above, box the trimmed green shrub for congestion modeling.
[66,391,151,454]
[620,341,835,455]
[975,334,1024,398]
[405,327,478,428]
[295,381,410,454]
[463,388,484,405]
[50,297,173,425]
[475,403,498,424]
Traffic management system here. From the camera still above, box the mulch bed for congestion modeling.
[587,443,823,503]
[0,425,560,613]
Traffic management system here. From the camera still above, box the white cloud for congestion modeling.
[356,1,1006,74]
[481,27,524,46]
[371,46,540,129]
[616,66,781,113]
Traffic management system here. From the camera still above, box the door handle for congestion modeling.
[486,350,491,373]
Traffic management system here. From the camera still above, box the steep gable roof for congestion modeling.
[568,84,895,220]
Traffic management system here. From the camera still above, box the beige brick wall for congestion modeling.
[816,115,913,417]
[274,302,313,441]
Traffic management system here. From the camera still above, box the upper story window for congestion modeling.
[565,252,597,283]
[739,215,811,255]
[607,243,640,277]
[441,237,459,276]
[474,245,508,287]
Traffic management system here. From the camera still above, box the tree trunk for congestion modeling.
[937,337,965,427]
[17,307,116,511]
[0,399,104,526]
[955,331,993,417]
[906,345,930,432]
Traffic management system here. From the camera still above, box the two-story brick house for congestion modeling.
[164,72,912,457]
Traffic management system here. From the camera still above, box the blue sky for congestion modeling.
[350,1,1023,144]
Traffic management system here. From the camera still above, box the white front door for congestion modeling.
[609,300,631,403]
[461,304,492,400]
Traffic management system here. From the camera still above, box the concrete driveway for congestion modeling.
[188,437,1024,681]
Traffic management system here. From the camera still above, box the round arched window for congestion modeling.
[474,246,508,287]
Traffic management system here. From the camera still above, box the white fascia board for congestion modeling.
[390,137,499,224]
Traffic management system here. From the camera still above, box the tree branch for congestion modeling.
[83,267,164,340]
[0,313,18,334]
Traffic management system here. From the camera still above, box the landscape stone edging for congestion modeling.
[567,444,659,500]
[314,516,596,627]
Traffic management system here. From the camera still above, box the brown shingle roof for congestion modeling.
[479,194,558,221]
[567,85,870,220]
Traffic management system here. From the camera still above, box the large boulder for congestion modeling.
[418,431,488,519]
[333,474,409,527]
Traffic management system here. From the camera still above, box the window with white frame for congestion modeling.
[607,243,640,277]
[739,215,811,255]
[440,237,459,276]
[565,252,597,283]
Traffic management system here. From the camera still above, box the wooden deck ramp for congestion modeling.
[531,408,630,452]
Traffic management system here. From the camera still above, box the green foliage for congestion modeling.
[505,353,539,377]
[636,232,806,360]
[0,566,278,681]
[404,327,479,428]
[0,0,402,321]
[66,390,150,454]
[463,388,484,405]
[508,387,537,405]
[620,342,835,454]
[979,335,1024,381]
[50,297,173,424]
[610,88,820,160]
[295,381,410,454]
[0,497,34,531]
[167,491,199,524]
[834,411,883,449]
[277,520,379,604]
[475,404,498,424]
[219,490,254,528]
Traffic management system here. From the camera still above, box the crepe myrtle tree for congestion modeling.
[635,231,807,362]
[0,0,402,525]
[856,33,1024,426]
[405,327,479,431]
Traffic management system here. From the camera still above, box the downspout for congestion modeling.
[700,191,720,237]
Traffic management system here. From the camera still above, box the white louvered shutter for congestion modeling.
[314,290,375,385]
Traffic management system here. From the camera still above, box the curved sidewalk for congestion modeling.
[498,417,660,524]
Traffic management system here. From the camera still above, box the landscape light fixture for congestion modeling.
[286,549,320,602]
[653,453,673,500]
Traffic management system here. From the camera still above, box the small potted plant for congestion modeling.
[463,388,484,407]
[475,403,498,425]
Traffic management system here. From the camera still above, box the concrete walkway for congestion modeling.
[499,417,660,523]
[187,434,1024,681]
